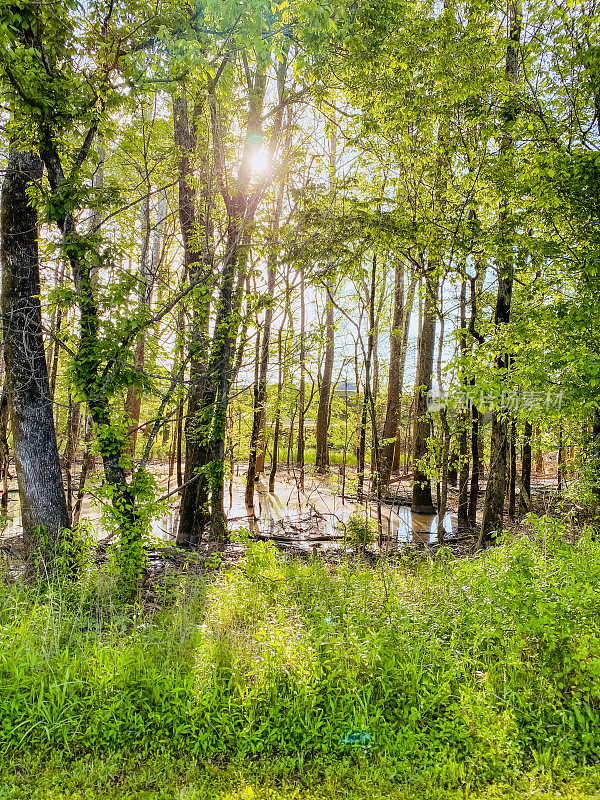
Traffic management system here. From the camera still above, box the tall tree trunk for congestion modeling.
[411,269,439,514]
[557,425,564,495]
[458,277,470,529]
[1,148,70,560]
[124,191,166,458]
[358,254,379,502]
[381,258,405,485]
[315,125,338,474]
[508,419,517,520]
[246,179,284,505]
[174,88,214,547]
[479,0,521,546]
[296,264,306,475]
[269,325,284,494]
[315,290,334,472]
[520,420,532,511]
[468,274,483,527]
[0,387,10,513]
[40,131,134,526]
[392,272,417,473]
[203,46,286,539]
[208,217,249,539]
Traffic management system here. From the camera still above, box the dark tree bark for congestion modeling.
[381,258,405,486]
[174,88,215,547]
[0,387,10,513]
[40,128,136,528]
[520,420,532,512]
[246,178,284,505]
[296,264,306,476]
[411,268,439,514]
[392,273,417,474]
[207,214,250,539]
[315,289,334,473]
[0,147,70,558]
[315,127,338,475]
[457,277,470,529]
[557,425,564,495]
[468,274,484,527]
[478,0,521,546]
[269,325,284,493]
[508,419,517,520]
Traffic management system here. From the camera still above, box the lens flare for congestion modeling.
[251,149,269,174]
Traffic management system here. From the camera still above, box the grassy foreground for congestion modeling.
[1,516,600,797]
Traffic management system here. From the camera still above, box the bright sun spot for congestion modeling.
[251,148,269,174]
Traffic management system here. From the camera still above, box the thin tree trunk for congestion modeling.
[246,179,284,505]
[411,269,439,514]
[358,254,379,503]
[508,419,517,520]
[315,290,334,472]
[0,387,10,513]
[41,132,134,527]
[64,396,81,520]
[520,420,532,512]
[458,277,470,529]
[535,426,544,474]
[381,258,404,485]
[124,191,166,458]
[73,412,93,526]
[297,264,306,475]
[48,261,66,402]
[437,406,450,543]
[392,273,417,473]
[557,425,564,495]
[468,274,483,528]
[269,325,284,494]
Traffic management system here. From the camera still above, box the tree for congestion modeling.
[0,147,71,562]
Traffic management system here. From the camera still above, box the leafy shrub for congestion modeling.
[343,512,376,552]
[0,525,600,791]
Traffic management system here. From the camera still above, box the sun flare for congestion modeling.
[250,148,269,174]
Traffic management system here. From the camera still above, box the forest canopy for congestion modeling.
[1,0,600,795]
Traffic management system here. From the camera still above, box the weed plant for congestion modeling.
[1,516,600,795]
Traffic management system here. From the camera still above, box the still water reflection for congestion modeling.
[0,468,453,553]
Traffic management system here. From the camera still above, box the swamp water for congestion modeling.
[0,466,452,556]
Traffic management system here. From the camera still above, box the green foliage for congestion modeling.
[32,523,94,583]
[1,529,600,792]
[343,511,376,552]
[103,470,169,597]
[4,751,600,800]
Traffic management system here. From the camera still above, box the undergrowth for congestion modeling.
[1,515,600,796]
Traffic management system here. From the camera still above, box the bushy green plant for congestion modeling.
[343,512,376,552]
[103,468,169,597]
[0,526,600,793]
[32,520,94,582]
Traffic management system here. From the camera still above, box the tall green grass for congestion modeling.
[0,516,600,792]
